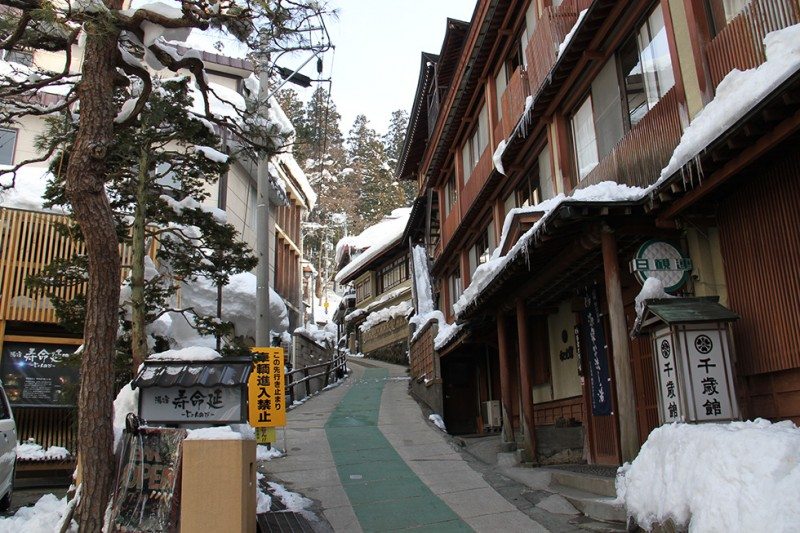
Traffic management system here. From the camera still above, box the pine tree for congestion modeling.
[276,88,313,165]
[383,109,416,205]
[30,77,258,370]
[348,114,399,229]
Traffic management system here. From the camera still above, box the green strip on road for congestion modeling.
[325,368,472,532]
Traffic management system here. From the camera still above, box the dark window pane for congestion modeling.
[0,129,16,165]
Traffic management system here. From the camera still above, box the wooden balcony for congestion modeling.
[0,207,151,325]
[494,67,530,143]
[459,146,493,217]
[525,0,592,96]
[580,86,682,189]
[707,0,799,90]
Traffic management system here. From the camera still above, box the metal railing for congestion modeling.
[285,352,348,405]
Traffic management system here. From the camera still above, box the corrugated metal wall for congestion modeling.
[718,148,800,376]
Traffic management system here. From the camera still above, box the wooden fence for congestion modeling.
[707,0,800,90]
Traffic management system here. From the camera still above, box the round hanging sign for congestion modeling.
[630,239,692,292]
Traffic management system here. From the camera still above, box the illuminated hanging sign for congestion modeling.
[630,240,692,292]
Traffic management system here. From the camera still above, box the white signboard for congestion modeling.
[678,325,737,422]
[139,386,244,423]
[652,327,682,423]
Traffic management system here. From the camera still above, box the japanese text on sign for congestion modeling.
[249,347,286,427]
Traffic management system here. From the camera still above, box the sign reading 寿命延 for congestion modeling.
[630,239,692,292]
[139,386,244,423]
[249,347,286,429]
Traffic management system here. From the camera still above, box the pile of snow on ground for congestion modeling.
[428,414,446,432]
[16,441,71,461]
[616,419,800,532]
[0,493,75,532]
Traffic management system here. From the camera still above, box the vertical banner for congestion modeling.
[109,428,186,532]
[249,347,286,431]
[581,286,613,416]
[652,327,683,423]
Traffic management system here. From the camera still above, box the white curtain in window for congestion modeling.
[724,0,751,22]
[538,145,555,200]
[572,97,599,179]
[496,66,507,120]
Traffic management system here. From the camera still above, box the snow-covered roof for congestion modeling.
[334,207,412,284]
[0,165,63,213]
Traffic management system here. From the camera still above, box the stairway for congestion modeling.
[544,467,627,525]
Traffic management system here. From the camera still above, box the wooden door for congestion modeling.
[625,302,660,444]
[442,356,478,435]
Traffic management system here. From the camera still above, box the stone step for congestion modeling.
[549,483,627,524]
[548,469,617,498]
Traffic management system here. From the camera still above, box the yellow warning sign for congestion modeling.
[255,427,276,445]
[248,347,286,428]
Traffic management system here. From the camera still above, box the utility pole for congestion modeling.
[255,51,272,348]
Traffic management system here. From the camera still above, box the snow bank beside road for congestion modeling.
[616,419,800,532]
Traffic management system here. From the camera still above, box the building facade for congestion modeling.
[399,0,800,465]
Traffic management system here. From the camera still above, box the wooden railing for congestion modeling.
[525,0,591,96]
[285,352,348,405]
[0,207,154,324]
[580,86,682,189]
[460,146,493,217]
[707,0,800,90]
[496,67,530,142]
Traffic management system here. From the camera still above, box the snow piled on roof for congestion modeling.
[0,165,62,212]
[276,151,317,211]
[409,246,463,350]
[359,300,412,332]
[147,346,222,361]
[616,419,800,532]
[557,9,588,59]
[454,181,645,317]
[335,208,411,283]
[656,23,800,185]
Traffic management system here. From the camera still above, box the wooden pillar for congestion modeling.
[496,312,516,444]
[515,300,538,462]
[601,225,639,462]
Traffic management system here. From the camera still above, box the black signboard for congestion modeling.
[1,342,80,406]
[580,287,613,416]
[110,427,186,532]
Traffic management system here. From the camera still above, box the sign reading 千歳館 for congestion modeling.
[1,342,80,406]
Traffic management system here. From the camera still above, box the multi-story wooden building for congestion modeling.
[399,0,800,465]
[334,208,413,363]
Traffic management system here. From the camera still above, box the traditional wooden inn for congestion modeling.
[334,208,413,363]
[398,0,800,465]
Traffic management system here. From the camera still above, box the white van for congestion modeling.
[0,384,16,511]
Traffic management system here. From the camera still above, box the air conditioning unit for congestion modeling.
[481,400,501,429]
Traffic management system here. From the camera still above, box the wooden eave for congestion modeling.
[396,52,439,181]
[650,68,800,222]
[337,238,408,286]
[500,211,545,255]
[422,0,511,189]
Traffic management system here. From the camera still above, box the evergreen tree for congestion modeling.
[383,109,416,205]
[347,114,399,229]
[276,88,313,165]
[30,76,258,370]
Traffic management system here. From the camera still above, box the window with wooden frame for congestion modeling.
[570,96,599,180]
[0,128,17,166]
[448,266,463,314]
[377,255,409,294]
[469,220,496,278]
[444,173,458,216]
[460,104,489,182]
[355,277,372,304]
[495,33,526,119]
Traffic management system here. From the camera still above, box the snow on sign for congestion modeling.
[248,347,286,430]
[630,240,692,292]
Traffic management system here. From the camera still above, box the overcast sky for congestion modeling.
[310,1,476,136]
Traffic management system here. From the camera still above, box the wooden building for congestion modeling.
[398,0,800,465]
[334,209,413,364]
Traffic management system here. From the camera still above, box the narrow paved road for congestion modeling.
[265,358,547,532]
